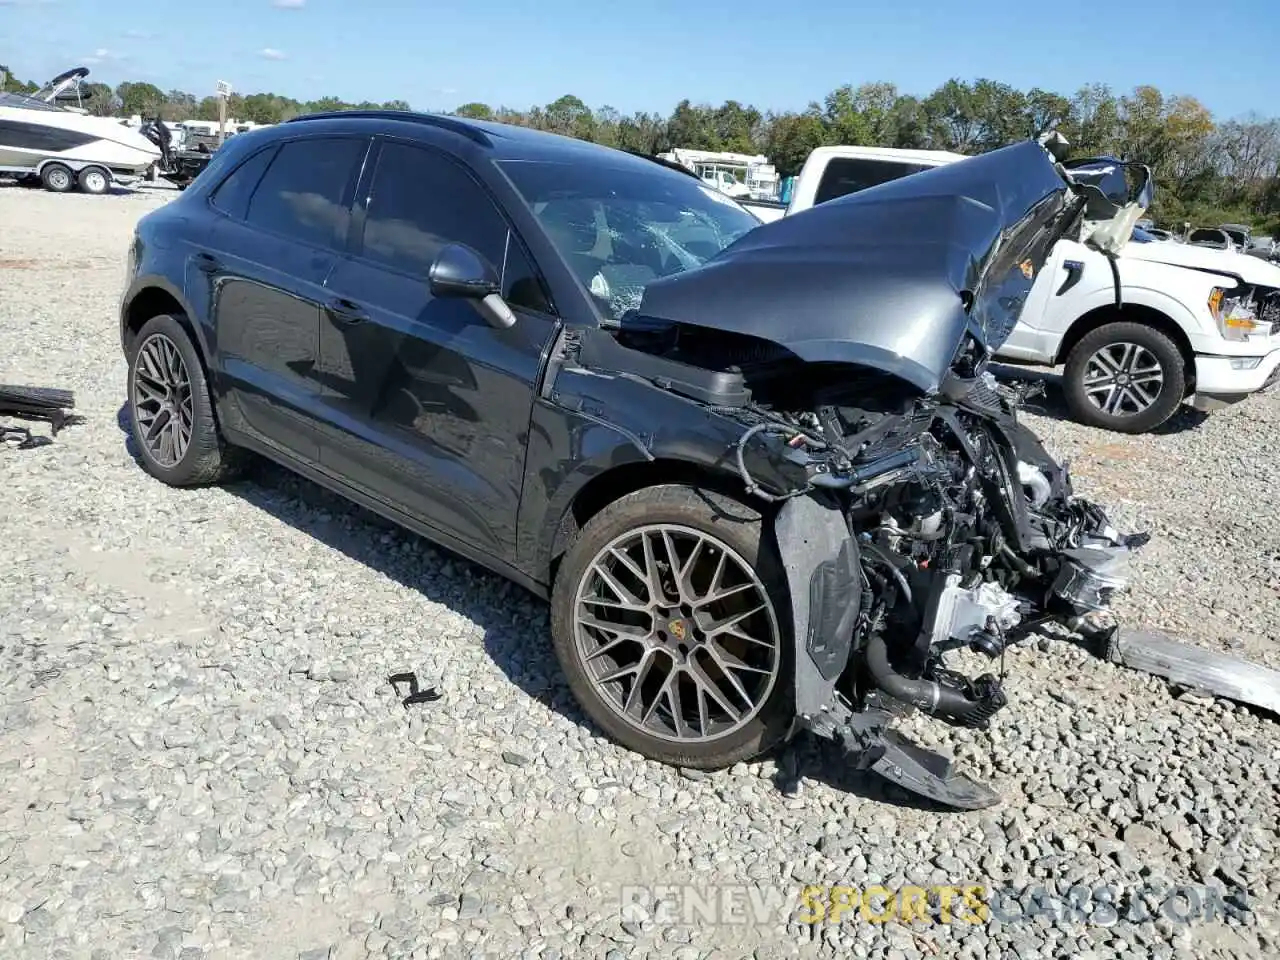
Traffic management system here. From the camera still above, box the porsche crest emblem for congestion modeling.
[1019,259,1035,280]
[668,619,689,642]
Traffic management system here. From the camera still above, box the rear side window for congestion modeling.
[209,146,277,220]
[245,137,367,250]
[813,158,930,205]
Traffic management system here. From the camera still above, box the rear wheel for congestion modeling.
[126,313,244,486]
[40,163,74,193]
[550,484,794,769]
[77,166,109,195]
[1063,322,1186,433]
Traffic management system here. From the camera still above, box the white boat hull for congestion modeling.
[0,107,161,177]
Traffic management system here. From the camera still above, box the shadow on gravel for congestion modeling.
[119,396,590,730]
[989,363,1211,435]
[117,403,144,465]
[112,404,977,809]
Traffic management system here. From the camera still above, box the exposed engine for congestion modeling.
[744,366,1148,741]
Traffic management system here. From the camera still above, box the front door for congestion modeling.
[316,138,559,562]
[199,134,369,465]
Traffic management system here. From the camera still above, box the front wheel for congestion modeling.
[550,484,794,770]
[1062,322,1186,433]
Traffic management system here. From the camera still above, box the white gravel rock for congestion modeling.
[0,182,1277,959]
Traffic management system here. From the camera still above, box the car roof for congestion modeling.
[280,109,665,172]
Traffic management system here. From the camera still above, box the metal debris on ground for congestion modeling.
[0,383,78,447]
[388,672,442,708]
[1108,628,1280,716]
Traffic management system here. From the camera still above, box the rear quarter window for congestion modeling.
[209,146,278,221]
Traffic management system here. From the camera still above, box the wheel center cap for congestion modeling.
[665,617,691,643]
[1117,374,1130,385]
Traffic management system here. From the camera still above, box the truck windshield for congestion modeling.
[499,158,760,322]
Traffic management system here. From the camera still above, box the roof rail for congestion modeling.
[286,110,491,146]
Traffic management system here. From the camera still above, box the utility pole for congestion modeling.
[216,80,231,146]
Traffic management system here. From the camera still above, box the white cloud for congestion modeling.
[271,0,305,7]
[258,47,288,61]
[83,47,127,64]
[122,28,155,39]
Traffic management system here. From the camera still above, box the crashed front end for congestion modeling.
[566,140,1156,808]
[767,377,1149,809]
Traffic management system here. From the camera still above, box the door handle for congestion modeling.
[194,251,220,273]
[326,297,368,325]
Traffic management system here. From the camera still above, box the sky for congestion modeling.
[1,0,1277,121]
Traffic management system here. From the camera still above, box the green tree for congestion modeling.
[454,102,494,119]
[115,81,166,117]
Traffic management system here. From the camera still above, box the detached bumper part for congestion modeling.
[1109,628,1280,715]
[812,699,1002,810]
[869,728,1001,810]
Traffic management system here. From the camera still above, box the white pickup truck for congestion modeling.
[741,145,1280,433]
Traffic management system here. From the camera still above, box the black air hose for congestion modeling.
[865,634,1006,729]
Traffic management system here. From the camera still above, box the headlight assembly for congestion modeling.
[1208,285,1268,341]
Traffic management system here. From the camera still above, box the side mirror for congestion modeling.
[427,242,517,329]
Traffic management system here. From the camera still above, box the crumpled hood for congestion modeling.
[1124,238,1280,287]
[633,141,1077,394]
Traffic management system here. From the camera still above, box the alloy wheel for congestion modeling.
[83,170,107,193]
[1083,342,1165,416]
[572,523,782,743]
[132,333,194,467]
[46,168,70,191]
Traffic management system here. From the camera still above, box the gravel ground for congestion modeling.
[0,181,1277,960]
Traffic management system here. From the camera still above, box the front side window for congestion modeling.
[499,158,759,322]
[357,140,551,312]
[813,157,930,205]
[244,137,366,250]
[359,141,509,276]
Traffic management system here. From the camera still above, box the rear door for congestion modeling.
[198,134,369,465]
[316,138,559,562]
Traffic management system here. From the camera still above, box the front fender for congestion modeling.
[773,493,860,719]
[515,365,809,583]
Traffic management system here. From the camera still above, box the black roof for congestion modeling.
[284,109,663,172]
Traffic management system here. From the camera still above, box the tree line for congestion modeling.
[4,66,1279,233]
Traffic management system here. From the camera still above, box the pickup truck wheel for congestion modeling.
[550,484,794,770]
[1063,322,1185,433]
[127,314,245,486]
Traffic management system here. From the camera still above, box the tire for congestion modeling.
[40,163,74,193]
[77,166,109,195]
[550,484,794,769]
[1062,322,1186,433]
[126,313,244,486]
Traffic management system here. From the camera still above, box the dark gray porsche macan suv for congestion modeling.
[120,111,1149,807]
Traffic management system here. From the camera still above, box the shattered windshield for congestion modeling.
[498,158,760,322]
